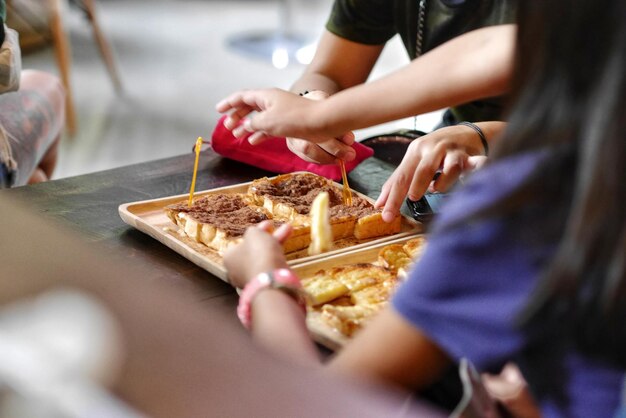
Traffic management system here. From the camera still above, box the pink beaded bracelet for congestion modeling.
[237,268,307,329]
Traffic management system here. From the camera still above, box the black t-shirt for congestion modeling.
[326,0,517,123]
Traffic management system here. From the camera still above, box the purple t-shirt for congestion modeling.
[392,151,623,418]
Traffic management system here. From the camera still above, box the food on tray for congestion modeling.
[164,193,310,253]
[378,244,413,273]
[402,235,427,259]
[301,263,393,306]
[165,172,403,254]
[303,236,427,338]
[248,173,402,240]
[308,191,333,256]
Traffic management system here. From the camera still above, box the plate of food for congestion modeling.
[118,172,422,281]
[292,235,427,350]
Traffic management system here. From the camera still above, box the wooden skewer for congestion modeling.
[188,137,203,207]
[338,159,352,206]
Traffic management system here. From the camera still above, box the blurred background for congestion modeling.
[10,0,441,179]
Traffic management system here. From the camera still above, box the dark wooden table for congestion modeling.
[0,150,449,418]
[1,150,398,308]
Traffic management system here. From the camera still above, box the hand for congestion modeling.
[223,221,292,288]
[482,363,541,418]
[286,90,356,164]
[375,125,488,222]
[216,88,356,162]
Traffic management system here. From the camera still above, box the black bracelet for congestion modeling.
[457,121,489,156]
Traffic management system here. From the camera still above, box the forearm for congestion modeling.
[313,25,516,136]
[290,72,342,96]
[290,31,383,96]
[250,289,321,367]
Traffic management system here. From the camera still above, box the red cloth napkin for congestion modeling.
[211,115,373,181]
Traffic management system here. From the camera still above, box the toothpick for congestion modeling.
[188,137,203,207]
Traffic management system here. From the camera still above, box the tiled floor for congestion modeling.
[21,0,442,180]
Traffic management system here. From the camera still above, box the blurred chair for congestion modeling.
[7,0,123,136]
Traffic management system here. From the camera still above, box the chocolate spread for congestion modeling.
[167,194,268,237]
[251,173,378,217]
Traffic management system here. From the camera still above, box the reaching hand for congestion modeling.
[216,88,356,163]
[375,125,489,222]
[223,221,292,288]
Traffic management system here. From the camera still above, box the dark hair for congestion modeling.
[493,0,626,365]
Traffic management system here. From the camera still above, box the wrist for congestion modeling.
[457,121,489,156]
[237,268,308,329]
[299,90,329,100]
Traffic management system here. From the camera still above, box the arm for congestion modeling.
[217,25,515,140]
[223,222,451,390]
[222,30,384,164]
[289,30,383,96]
[316,25,515,135]
[223,222,321,366]
[330,308,451,390]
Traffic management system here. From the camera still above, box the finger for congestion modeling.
[406,147,445,201]
[232,121,253,138]
[375,179,392,208]
[382,179,409,223]
[216,90,265,113]
[317,139,356,162]
[272,223,293,244]
[286,138,337,164]
[248,131,270,145]
[223,107,254,130]
[381,164,417,222]
[256,220,275,233]
[339,131,356,146]
[216,93,244,113]
[432,150,465,192]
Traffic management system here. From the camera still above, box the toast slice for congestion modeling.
[301,263,394,306]
[164,194,310,253]
[302,237,426,339]
[249,172,401,241]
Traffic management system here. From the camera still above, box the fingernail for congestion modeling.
[341,150,356,162]
[382,210,395,223]
[243,118,254,132]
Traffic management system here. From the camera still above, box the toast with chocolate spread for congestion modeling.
[248,173,401,240]
[164,194,310,253]
[164,172,401,254]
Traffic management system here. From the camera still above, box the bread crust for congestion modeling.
[165,172,403,255]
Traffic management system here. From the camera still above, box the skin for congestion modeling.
[216,25,514,220]
[217,25,514,145]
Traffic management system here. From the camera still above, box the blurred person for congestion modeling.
[0,2,65,188]
[223,1,626,417]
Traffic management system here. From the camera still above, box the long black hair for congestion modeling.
[492,0,626,365]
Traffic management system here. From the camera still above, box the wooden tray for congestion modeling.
[292,235,423,351]
[119,174,421,281]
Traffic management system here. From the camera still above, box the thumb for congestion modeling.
[339,131,356,146]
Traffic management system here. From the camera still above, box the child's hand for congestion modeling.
[223,221,292,288]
